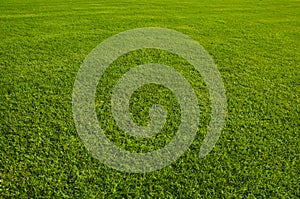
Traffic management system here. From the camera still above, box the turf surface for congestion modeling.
[0,0,299,198]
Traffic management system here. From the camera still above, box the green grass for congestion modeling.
[0,0,299,198]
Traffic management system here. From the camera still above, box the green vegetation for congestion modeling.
[0,0,299,197]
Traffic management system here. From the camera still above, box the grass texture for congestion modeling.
[0,0,299,198]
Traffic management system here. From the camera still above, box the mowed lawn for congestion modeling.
[0,0,299,198]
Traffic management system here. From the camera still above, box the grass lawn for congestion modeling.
[0,0,299,197]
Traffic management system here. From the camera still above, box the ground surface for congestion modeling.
[0,0,299,198]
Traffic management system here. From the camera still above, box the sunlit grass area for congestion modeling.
[0,0,299,197]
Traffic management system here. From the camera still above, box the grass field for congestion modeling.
[0,0,299,198]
